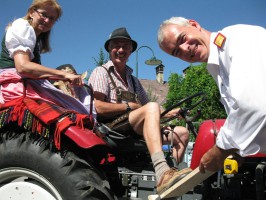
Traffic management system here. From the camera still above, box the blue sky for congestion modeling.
[1,0,265,81]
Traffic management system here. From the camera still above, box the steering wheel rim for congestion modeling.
[160,92,206,123]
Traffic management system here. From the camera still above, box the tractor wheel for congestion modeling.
[0,129,116,200]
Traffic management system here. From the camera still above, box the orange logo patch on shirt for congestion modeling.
[214,33,226,48]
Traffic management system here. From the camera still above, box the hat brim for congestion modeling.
[104,37,138,53]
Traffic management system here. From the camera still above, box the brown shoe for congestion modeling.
[156,167,192,194]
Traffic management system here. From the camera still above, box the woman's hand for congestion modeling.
[65,73,84,86]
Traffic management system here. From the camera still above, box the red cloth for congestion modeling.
[23,97,76,124]
[0,97,26,125]
[0,97,93,150]
[24,98,92,150]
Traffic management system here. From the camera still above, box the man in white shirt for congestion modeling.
[157,17,266,173]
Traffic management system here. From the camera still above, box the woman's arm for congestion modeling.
[13,51,83,85]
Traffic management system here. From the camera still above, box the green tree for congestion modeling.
[92,48,108,66]
[164,73,184,109]
[84,48,109,81]
[165,63,226,123]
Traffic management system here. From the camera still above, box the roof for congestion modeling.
[139,79,168,105]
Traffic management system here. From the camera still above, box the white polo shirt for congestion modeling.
[207,24,266,156]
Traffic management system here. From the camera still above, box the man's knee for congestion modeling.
[144,102,160,114]
[174,126,189,142]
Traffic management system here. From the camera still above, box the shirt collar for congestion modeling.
[103,60,134,76]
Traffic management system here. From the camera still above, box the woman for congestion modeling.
[0,0,93,115]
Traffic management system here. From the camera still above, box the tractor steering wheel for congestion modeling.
[160,92,206,124]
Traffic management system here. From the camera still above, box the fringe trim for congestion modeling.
[0,106,93,150]
[0,107,51,138]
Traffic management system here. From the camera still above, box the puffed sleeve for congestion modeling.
[5,18,36,60]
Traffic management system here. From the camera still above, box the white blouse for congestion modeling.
[5,18,36,60]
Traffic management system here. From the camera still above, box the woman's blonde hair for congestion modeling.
[24,0,62,53]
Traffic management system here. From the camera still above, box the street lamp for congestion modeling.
[135,45,162,78]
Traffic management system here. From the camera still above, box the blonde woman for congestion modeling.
[0,0,93,115]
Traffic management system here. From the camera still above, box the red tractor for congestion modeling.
[0,90,265,200]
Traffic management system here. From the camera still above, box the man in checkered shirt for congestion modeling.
[89,27,191,194]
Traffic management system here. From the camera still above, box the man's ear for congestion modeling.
[188,20,201,30]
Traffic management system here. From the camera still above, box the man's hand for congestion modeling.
[199,145,237,173]
[162,108,181,118]
[128,102,141,111]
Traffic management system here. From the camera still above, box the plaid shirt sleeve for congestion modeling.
[88,67,110,100]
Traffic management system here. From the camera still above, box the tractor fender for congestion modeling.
[64,126,107,149]
[190,119,225,169]
[190,119,266,170]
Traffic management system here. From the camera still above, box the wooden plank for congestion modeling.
[148,167,215,199]
[148,195,160,200]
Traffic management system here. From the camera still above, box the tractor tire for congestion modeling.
[0,128,116,200]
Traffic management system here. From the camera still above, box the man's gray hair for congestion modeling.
[157,17,190,46]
